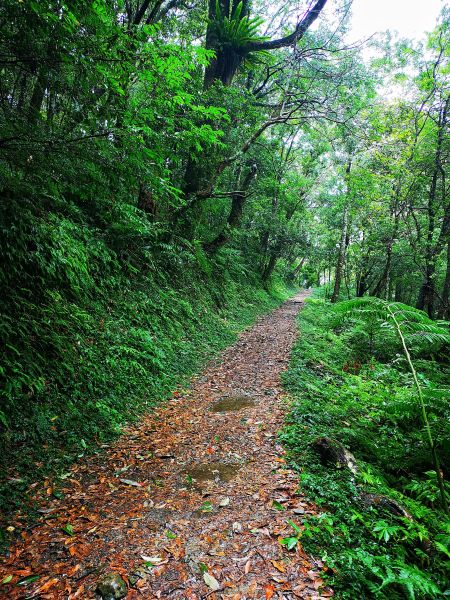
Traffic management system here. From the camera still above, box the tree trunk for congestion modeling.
[395,280,403,303]
[28,67,47,125]
[203,164,256,253]
[169,0,328,242]
[331,160,351,303]
[439,240,450,319]
[288,257,306,281]
[373,188,400,299]
[417,168,438,317]
[416,96,448,317]
[372,240,393,298]
[331,204,349,303]
[356,270,368,297]
[203,0,328,89]
[203,0,249,89]
[203,192,246,253]
[262,252,277,282]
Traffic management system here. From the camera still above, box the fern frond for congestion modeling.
[211,1,269,51]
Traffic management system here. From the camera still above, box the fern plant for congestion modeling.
[406,471,450,509]
[335,297,450,515]
[213,0,269,60]
[357,551,442,599]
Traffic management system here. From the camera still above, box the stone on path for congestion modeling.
[96,572,127,600]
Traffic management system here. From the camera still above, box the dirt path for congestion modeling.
[1,290,331,599]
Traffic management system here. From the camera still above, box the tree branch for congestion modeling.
[245,0,328,52]
[133,0,152,24]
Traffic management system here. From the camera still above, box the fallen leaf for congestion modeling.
[61,524,74,536]
[1,575,12,584]
[270,560,286,572]
[66,565,81,577]
[141,555,163,564]
[203,572,220,591]
[247,580,257,594]
[265,584,276,600]
[36,578,59,593]
[165,530,177,539]
[17,575,40,586]
[119,479,143,487]
[313,577,324,590]
[198,562,208,574]
[219,497,230,507]
[199,500,213,512]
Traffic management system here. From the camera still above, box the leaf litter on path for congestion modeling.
[0,291,333,598]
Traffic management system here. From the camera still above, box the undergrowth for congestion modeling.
[281,294,450,599]
[0,193,293,533]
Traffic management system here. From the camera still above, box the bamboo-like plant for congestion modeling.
[334,297,449,514]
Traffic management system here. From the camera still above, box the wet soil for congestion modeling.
[209,396,256,413]
[184,462,242,485]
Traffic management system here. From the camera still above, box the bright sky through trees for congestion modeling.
[350,0,444,40]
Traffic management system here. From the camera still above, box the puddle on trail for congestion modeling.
[209,395,256,413]
[185,461,241,484]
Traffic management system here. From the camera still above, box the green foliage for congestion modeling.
[213,0,268,50]
[0,0,303,524]
[334,297,450,353]
[0,185,292,518]
[281,297,450,599]
[0,1,448,586]
[335,296,450,514]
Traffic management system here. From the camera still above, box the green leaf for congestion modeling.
[62,523,74,536]
[0,411,9,428]
[199,501,213,512]
[436,541,450,559]
[280,536,298,550]
[287,519,302,534]
[17,575,39,586]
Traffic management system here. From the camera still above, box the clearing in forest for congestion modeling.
[1,291,332,599]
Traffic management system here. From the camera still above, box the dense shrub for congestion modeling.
[281,297,450,599]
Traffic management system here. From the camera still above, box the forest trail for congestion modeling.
[2,290,332,600]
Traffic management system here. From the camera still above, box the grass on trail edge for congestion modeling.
[280,295,450,600]
[0,272,295,536]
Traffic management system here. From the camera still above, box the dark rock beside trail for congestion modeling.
[311,437,358,474]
